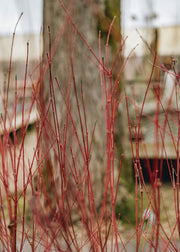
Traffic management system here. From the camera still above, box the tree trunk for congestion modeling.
[42,0,131,214]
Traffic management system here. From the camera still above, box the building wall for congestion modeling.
[123,26,180,57]
[0,34,41,117]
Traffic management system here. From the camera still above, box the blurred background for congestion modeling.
[0,0,180,234]
[1,0,180,183]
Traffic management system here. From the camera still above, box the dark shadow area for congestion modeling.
[132,158,179,183]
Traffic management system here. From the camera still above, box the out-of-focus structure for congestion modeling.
[0,34,41,132]
[121,0,180,179]
[0,1,42,133]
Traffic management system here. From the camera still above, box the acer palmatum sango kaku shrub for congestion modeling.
[1,2,180,252]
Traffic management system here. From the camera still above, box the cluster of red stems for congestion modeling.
[0,1,180,251]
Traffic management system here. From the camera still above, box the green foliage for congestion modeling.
[115,195,137,225]
[18,194,32,223]
[105,0,120,22]
[114,131,133,191]
[96,0,121,50]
